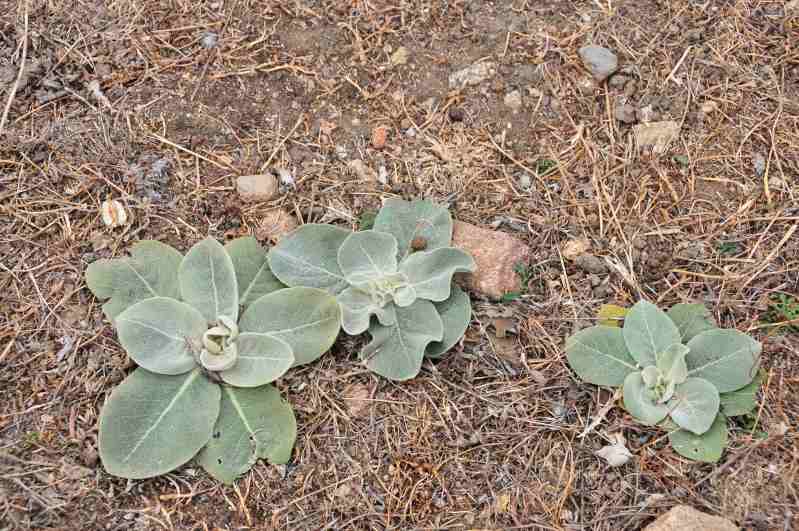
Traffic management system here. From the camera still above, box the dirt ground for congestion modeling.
[1,0,798,529]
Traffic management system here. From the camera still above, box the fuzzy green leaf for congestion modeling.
[686,329,761,392]
[668,377,720,435]
[179,238,239,323]
[220,333,294,387]
[667,303,716,342]
[399,248,476,303]
[338,230,399,284]
[239,287,341,366]
[86,240,182,324]
[225,237,284,310]
[719,370,763,417]
[622,371,670,425]
[268,224,351,294]
[373,198,453,261]
[337,287,395,335]
[116,297,205,375]
[657,343,690,385]
[565,326,638,386]
[668,413,728,463]
[623,300,681,366]
[196,385,296,484]
[99,368,220,479]
[426,284,471,359]
[361,299,443,380]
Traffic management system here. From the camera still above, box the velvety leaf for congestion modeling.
[641,365,659,387]
[239,287,341,366]
[667,303,716,342]
[179,238,239,323]
[720,370,763,417]
[597,304,628,327]
[565,326,638,386]
[623,300,681,366]
[668,413,728,463]
[337,287,396,335]
[622,372,669,425]
[399,248,476,302]
[686,329,762,392]
[99,368,220,479]
[361,300,443,380]
[116,297,205,375]
[196,385,296,484]
[668,377,720,435]
[220,333,294,387]
[393,285,416,307]
[657,343,690,384]
[86,240,182,324]
[426,284,472,359]
[338,230,399,284]
[268,224,350,294]
[225,237,284,309]
[373,198,453,261]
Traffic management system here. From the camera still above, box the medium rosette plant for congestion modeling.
[268,199,476,380]
[86,236,340,483]
[566,301,762,462]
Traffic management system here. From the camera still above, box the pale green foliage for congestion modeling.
[85,240,182,324]
[565,300,762,462]
[99,369,220,479]
[86,236,339,483]
[267,199,476,381]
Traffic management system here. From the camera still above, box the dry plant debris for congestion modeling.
[1,0,797,529]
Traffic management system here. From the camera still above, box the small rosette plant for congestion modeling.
[268,198,476,380]
[566,301,762,462]
[86,236,340,483]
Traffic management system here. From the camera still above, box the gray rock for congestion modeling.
[449,61,497,89]
[753,152,766,177]
[614,101,637,124]
[579,45,619,82]
[574,254,607,274]
[236,174,279,202]
[504,90,523,110]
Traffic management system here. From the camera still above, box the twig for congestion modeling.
[260,113,304,172]
[0,7,29,136]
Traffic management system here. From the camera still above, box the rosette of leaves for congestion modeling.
[268,198,476,380]
[85,237,340,483]
[565,301,762,462]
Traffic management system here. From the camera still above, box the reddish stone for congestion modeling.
[451,220,531,300]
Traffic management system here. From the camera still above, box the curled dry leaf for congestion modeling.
[561,238,591,261]
[100,199,128,228]
[371,125,388,149]
[594,433,633,467]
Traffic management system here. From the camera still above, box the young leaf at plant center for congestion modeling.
[686,329,761,392]
[196,385,296,484]
[238,287,341,366]
[668,413,728,463]
[565,326,638,386]
[219,333,294,387]
[399,247,476,303]
[426,285,472,359]
[622,372,670,425]
[623,300,681,367]
[597,304,627,327]
[86,240,182,324]
[667,303,716,342]
[720,370,764,417]
[373,198,453,261]
[361,300,443,380]
[268,224,351,294]
[656,343,689,384]
[337,230,399,284]
[116,297,206,375]
[225,237,284,310]
[668,377,720,434]
[99,368,220,479]
[179,237,239,323]
[338,287,396,335]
